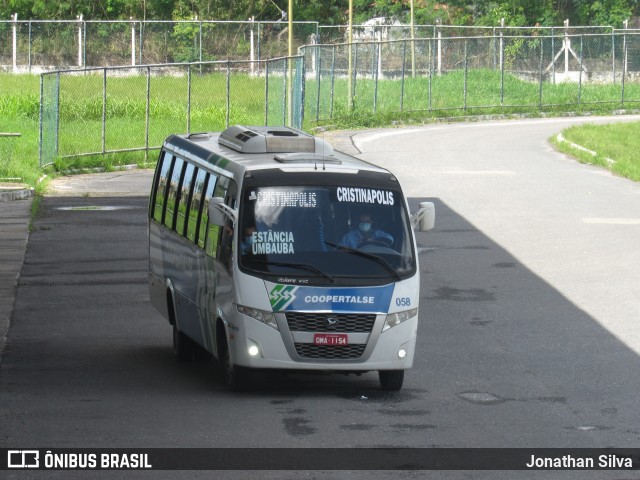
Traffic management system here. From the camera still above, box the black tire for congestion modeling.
[173,322,194,362]
[378,370,404,391]
[220,336,250,391]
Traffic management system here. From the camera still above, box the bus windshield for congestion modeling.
[238,185,416,286]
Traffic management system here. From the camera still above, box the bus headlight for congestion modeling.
[382,308,417,332]
[237,305,278,330]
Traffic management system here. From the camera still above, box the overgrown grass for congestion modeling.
[1,70,640,187]
[552,121,640,181]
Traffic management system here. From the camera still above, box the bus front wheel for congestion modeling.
[378,370,404,391]
[219,336,250,391]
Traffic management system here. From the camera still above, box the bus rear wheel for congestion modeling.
[173,323,195,362]
[378,370,404,391]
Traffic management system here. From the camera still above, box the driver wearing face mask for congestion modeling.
[241,226,256,255]
[340,212,393,249]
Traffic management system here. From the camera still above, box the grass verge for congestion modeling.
[1,71,640,186]
[551,121,640,182]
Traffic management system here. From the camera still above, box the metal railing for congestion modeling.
[38,57,304,166]
[38,32,640,167]
[4,16,628,72]
[2,17,318,71]
[301,32,640,121]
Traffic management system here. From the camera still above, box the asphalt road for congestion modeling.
[1,117,639,479]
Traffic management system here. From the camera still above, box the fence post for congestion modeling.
[12,13,17,72]
[463,39,468,112]
[551,27,556,83]
[77,15,83,68]
[347,0,353,110]
[539,36,544,109]
[283,58,288,125]
[401,40,407,112]
[621,21,627,107]
[257,22,262,71]
[102,68,107,154]
[146,66,151,161]
[428,38,433,110]
[310,32,317,77]
[298,56,305,129]
[500,28,505,105]
[564,19,570,74]
[38,74,43,166]
[131,17,136,66]
[139,20,143,65]
[436,19,442,75]
[353,45,358,106]
[409,0,415,77]
[198,18,203,64]
[373,42,379,114]
[499,18,504,72]
[28,20,32,73]
[316,49,321,121]
[226,61,231,128]
[612,29,616,84]
[330,46,335,118]
[578,35,584,104]
[55,72,60,156]
[264,60,269,125]
[187,64,192,134]
[250,17,255,75]
[623,19,629,77]
[377,29,383,79]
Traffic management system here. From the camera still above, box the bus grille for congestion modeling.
[286,312,376,333]
[294,343,367,359]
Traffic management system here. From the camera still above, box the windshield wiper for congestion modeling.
[244,259,334,283]
[324,241,400,280]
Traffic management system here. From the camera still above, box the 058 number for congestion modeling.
[395,297,411,307]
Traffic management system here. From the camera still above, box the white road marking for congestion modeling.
[582,218,640,225]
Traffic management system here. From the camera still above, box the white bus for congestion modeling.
[148,125,434,390]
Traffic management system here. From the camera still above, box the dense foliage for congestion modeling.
[2,0,639,27]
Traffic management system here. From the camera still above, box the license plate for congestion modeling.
[313,333,348,346]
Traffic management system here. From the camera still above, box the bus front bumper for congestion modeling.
[230,314,418,372]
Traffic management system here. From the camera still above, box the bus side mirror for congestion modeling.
[208,197,237,226]
[412,201,435,231]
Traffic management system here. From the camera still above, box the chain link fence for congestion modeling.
[37,31,640,167]
[1,18,318,71]
[3,18,623,71]
[302,32,640,122]
[316,24,613,44]
[38,57,305,167]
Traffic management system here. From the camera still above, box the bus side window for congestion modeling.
[176,162,196,237]
[199,174,218,252]
[216,179,237,269]
[165,157,185,230]
[188,169,208,244]
[152,152,174,224]
[205,176,229,258]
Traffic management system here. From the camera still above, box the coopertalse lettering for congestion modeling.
[304,295,375,304]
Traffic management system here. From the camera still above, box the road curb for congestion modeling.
[0,189,34,202]
[0,196,32,365]
[555,133,616,166]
